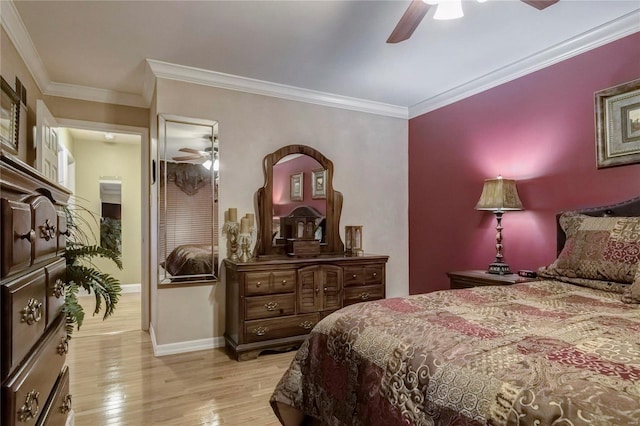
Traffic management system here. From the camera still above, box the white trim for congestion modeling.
[146,59,409,119]
[150,323,225,356]
[4,0,639,118]
[77,283,140,297]
[121,283,141,294]
[408,10,640,118]
[46,82,148,108]
[0,0,50,93]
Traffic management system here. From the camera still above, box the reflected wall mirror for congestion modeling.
[255,145,344,257]
[99,177,122,254]
[157,114,219,284]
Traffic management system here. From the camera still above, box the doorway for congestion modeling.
[56,119,150,332]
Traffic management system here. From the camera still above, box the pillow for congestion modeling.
[538,212,640,303]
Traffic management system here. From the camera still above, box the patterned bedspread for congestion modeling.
[270,281,640,425]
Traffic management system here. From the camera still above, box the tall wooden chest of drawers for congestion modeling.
[224,254,388,360]
[1,151,72,425]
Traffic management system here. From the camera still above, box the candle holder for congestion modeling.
[222,221,240,261]
[238,232,252,262]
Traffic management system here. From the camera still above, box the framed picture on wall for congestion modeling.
[290,172,303,201]
[0,77,20,155]
[595,78,640,168]
[311,168,327,199]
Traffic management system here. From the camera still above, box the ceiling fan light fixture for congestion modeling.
[433,0,464,20]
[202,159,212,170]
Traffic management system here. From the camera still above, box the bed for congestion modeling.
[161,244,218,280]
[270,197,640,425]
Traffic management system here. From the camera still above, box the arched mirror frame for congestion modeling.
[255,145,344,257]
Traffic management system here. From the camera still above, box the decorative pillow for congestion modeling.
[538,212,640,303]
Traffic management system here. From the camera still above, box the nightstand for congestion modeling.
[447,270,536,289]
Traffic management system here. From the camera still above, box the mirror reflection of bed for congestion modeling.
[158,115,219,284]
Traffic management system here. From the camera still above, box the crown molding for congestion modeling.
[46,81,148,108]
[4,0,638,118]
[146,59,409,119]
[408,10,640,119]
[1,0,50,93]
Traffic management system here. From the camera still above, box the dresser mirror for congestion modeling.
[157,114,219,284]
[255,145,344,257]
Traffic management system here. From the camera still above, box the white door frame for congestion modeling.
[57,118,151,332]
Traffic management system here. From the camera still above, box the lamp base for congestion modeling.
[487,262,512,275]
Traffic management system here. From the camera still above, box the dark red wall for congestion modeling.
[409,33,640,294]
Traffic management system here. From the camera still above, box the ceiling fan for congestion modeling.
[387,0,560,44]
[172,146,212,162]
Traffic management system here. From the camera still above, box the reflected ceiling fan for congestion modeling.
[172,146,212,162]
[387,0,559,43]
[172,136,219,170]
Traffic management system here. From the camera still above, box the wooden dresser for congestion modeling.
[224,254,388,360]
[1,152,72,425]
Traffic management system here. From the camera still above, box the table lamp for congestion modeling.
[475,175,523,274]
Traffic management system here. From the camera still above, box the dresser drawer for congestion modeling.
[28,196,58,265]
[36,366,71,426]
[45,259,66,326]
[343,266,364,286]
[244,270,296,295]
[271,270,296,292]
[245,293,295,320]
[344,284,384,306]
[3,317,67,425]
[55,210,67,256]
[245,313,320,343]
[1,199,32,278]
[364,266,383,285]
[1,269,48,379]
[244,272,272,295]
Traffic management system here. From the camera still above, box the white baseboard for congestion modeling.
[121,283,141,293]
[149,323,225,357]
[78,283,140,296]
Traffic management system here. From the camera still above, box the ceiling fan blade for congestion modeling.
[173,155,202,161]
[179,147,203,155]
[520,0,559,10]
[387,0,431,44]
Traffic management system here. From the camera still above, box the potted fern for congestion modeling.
[62,204,122,337]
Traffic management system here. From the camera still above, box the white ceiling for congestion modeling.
[5,0,640,118]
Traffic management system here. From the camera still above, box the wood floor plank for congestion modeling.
[68,293,295,425]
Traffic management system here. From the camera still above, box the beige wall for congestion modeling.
[72,136,142,285]
[153,78,409,346]
[1,28,149,166]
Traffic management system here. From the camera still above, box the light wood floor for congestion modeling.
[67,293,296,425]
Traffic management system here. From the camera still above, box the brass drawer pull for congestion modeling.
[41,219,57,241]
[53,278,65,298]
[57,336,69,355]
[17,390,40,422]
[21,298,43,325]
[281,279,287,285]
[299,321,314,330]
[252,326,268,336]
[352,274,357,279]
[264,302,280,311]
[360,292,370,300]
[60,393,72,414]
[372,272,377,278]
[20,229,36,242]
[255,281,262,288]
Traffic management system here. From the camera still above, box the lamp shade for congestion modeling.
[475,176,523,211]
